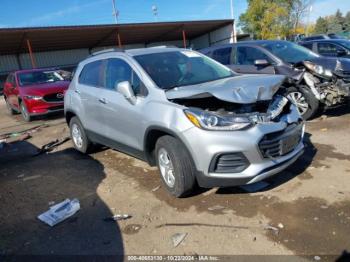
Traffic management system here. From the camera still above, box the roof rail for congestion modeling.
[148,45,179,49]
[91,48,124,56]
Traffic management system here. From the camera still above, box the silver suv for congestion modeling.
[64,47,305,197]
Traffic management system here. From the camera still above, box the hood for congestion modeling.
[308,57,350,72]
[166,75,285,104]
[20,81,70,96]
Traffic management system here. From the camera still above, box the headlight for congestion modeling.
[184,109,251,131]
[304,61,332,77]
[24,95,42,100]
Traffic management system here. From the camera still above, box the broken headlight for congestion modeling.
[304,61,332,77]
[184,109,251,131]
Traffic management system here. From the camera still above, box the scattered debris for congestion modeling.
[48,201,55,206]
[277,223,284,229]
[253,236,257,241]
[0,124,48,140]
[38,198,80,227]
[320,205,328,209]
[320,115,327,121]
[23,175,42,181]
[17,174,25,178]
[314,217,319,221]
[314,255,321,261]
[151,185,161,192]
[171,233,188,247]
[321,128,328,132]
[208,205,225,211]
[264,225,279,235]
[240,181,269,193]
[104,214,132,222]
[34,137,70,156]
[123,224,142,235]
[202,187,218,196]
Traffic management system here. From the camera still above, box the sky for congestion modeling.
[0,0,349,29]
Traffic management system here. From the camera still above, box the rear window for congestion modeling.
[79,60,104,87]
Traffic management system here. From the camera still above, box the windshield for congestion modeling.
[134,50,234,90]
[18,71,64,86]
[261,41,319,64]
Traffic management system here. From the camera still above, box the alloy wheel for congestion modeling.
[287,91,309,116]
[158,148,176,188]
[71,123,84,149]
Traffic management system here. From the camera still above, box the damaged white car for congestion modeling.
[65,47,305,197]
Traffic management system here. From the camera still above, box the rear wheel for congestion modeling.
[286,86,319,120]
[20,101,32,122]
[155,135,196,197]
[5,97,16,115]
[69,116,93,154]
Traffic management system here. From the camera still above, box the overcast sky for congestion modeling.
[0,0,348,28]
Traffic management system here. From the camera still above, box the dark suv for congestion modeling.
[300,39,350,58]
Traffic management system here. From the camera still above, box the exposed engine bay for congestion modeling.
[171,94,292,124]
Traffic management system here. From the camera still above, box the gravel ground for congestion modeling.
[0,98,349,261]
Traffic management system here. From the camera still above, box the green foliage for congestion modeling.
[314,17,328,34]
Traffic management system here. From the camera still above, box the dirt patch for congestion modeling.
[261,197,350,255]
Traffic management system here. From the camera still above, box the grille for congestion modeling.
[259,124,302,158]
[43,93,64,102]
[209,153,250,173]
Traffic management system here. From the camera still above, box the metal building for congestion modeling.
[0,19,249,90]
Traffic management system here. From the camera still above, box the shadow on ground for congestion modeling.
[0,141,124,256]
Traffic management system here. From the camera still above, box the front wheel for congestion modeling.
[69,117,93,153]
[155,135,196,198]
[20,102,32,122]
[286,86,319,120]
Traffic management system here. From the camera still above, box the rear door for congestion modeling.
[231,46,276,74]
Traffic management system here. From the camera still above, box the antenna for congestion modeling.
[152,5,158,22]
[112,0,119,24]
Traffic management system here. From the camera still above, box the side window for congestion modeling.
[318,43,342,56]
[79,60,103,87]
[302,43,313,50]
[212,47,232,65]
[104,58,147,96]
[236,46,272,65]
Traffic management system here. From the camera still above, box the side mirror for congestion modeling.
[115,81,136,105]
[254,59,270,66]
[336,49,347,57]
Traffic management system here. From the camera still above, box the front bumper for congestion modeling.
[23,99,64,116]
[180,106,305,188]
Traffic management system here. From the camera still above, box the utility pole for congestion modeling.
[112,0,119,24]
[152,5,158,22]
[230,0,237,43]
[306,5,312,36]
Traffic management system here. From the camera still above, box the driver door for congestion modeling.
[230,46,276,74]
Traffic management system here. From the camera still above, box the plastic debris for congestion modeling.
[264,225,279,235]
[0,124,48,140]
[104,214,132,222]
[208,205,225,211]
[277,223,284,229]
[38,198,80,226]
[151,185,160,192]
[314,255,321,261]
[171,233,187,247]
[23,175,42,181]
[35,137,70,156]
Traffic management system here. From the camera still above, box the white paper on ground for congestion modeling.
[38,198,80,226]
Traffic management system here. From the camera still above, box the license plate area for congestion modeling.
[281,133,300,155]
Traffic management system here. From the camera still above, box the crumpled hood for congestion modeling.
[166,74,286,104]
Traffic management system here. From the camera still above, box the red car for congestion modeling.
[3,68,70,121]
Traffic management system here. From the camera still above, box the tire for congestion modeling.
[5,97,16,115]
[20,101,32,122]
[69,116,93,154]
[155,135,196,197]
[286,85,319,120]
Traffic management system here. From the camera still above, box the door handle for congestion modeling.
[74,89,81,94]
[98,98,107,104]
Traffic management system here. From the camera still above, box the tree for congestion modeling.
[327,9,345,33]
[239,0,290,39]
[288,0,311,34]
[314,17,328,34]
